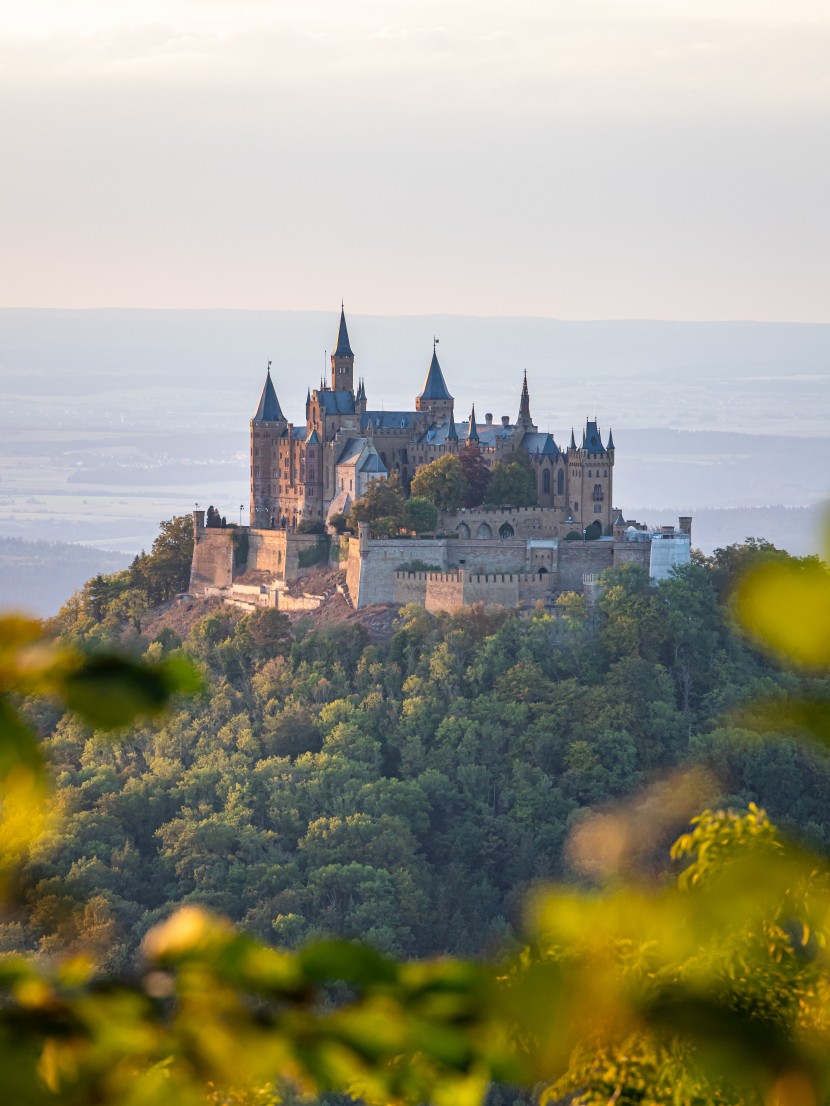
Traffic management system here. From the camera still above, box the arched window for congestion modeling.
[499,522,515,539]
[457,522,470,539]
[557,470,564,495]
[543,469,551,494]
[477,522,492,539]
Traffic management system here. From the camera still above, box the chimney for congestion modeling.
[678,516,692,539]
[485,412,493,426]
[501,415,510,427]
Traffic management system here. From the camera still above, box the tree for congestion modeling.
[403,497,439,534]
[484,456,537,507]
[133,515,194,604]
[329,513,351,534]
[410,455,468,512]
[206,505,222,528]
[458,448,491,508]
[350,475,405,529]
[297,519,326,535]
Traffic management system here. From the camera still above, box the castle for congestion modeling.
[250,306,616,539]
[189,308,691,612]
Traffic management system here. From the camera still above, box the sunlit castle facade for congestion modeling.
[250,307,616,537]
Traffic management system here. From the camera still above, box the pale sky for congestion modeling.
[2,1,829,320]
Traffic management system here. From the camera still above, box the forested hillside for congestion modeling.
[5,524,826,977]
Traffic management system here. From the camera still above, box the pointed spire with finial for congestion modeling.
[467,405,479,443]
[569,427,577,450]
[518,369,532,427]
[334,302,353,357]
[417,341,453,402]
[607,427,615,450]
[252,360,284,423]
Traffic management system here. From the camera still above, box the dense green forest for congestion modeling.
[4,520,827,978]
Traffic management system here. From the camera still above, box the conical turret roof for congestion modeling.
[253,367,284,423]
[418,349,453,401]
[334,305,353,357]
[467,405,479,442]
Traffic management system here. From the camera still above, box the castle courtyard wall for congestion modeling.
[190,529,234,593]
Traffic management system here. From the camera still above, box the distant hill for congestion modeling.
[0,538,132,617]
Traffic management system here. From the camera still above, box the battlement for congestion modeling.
[394,570,548,585]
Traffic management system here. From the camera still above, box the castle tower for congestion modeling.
[416,343,454,422]
[575,418,614,535]
[331,304,355,393]
[250,363,287,527]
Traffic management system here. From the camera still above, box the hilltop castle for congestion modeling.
[250,306,616,539]
[189,308,692,613]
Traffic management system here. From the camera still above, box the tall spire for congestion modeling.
[447,416,458,441]
[517,369,532,427]
[607,427,615,450]
[467,405,479,443]
[252,362,284,423]
[334,303,353,357]
[569,427,576,450]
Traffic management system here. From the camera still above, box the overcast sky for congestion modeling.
[2,1,829,320]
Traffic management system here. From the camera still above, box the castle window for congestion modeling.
[543,470,551,494]
[557,470,564,495]
[574,501,579,512]
[594,505,602,513]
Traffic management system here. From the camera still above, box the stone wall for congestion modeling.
[348,534,450,608]
[556,540,615,592]
[452,538,529,573]
[611,541,652,571]
[441,505,569,541]
[393,570,553,613]
[189,522,329,594]
[190,529,234,593]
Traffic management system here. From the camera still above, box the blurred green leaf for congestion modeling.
[739,695,830,749]
[61,652,202,728]
[0,697,44,783]
[734,560,830,670]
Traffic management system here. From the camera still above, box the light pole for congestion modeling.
[239,504,244,527]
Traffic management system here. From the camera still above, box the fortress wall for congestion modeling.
[518,574,554,603]
[393,571,550,612]
[452,538,530,573]
[247,530,288,578]
[461,573,520,607]
[189,529,234,593]
[442,505,569,540]
[346,539,365,606]
[612,542,652,571]
[393,573,429,607]
[350,538,450,607]
[426,575,466,612]
[556,542,615,592]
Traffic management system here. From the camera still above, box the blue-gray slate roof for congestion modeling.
[252,371,283,423]
[361,411,420,431]
[319,391,357,415]
[521,431,559,456]
[334,307,354,357]
[582,420,607,456]
[418,350,453,401]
